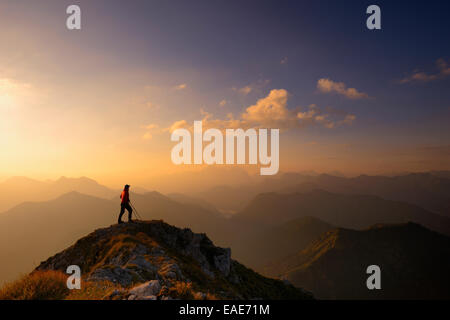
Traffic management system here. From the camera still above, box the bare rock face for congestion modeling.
[129,280,161,298]
[214,248,231,276]
[35,220,312,300]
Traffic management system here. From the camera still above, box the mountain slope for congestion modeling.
[34,220,312,300]
[264,223,450,299]
[233,190,450,235]
[232,217,335,270]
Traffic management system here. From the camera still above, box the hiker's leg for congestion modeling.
[118,205,125,223]
[126,203,133,221]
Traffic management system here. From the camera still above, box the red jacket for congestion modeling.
[120,190,129,204]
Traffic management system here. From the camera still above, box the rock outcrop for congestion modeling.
[36,220,312,300]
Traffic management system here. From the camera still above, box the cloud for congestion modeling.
[317,78,369,99]
[339,114,356,126]
[166,120,189,133]
[232,79,270,95]
[237,85,252,95]
[144,124,158,130]
[399,58,450,84]
[241,89,296,129]
[297,104,356,129]
[166,89,356,132]
[174,83,187,90]
[219,99,227,107]
[141,123,159,140]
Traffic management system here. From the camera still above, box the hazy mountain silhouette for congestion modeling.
[191,171,450,216]
[194,185,260,213]
[167,193,220,215]
[0,192,116,283]
[283,173,450,216]
[264,223,450,299]
[127,191,226,235]
[191,172,314,212]
[0,176,117,212]
[232,190,450,236]
[147,166,256,194]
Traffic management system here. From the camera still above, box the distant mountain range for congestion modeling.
[263,223,450,299]
[0,176,152,213]
[191,171,450,216]
[231,190,450,236]
[2,171,449,216]
[281,172,450,217]
[0,176,115,212]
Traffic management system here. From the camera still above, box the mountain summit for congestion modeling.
[34,220,312,300]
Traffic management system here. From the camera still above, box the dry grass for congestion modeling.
[0,271,69,300]
[0,270,125,300]
[66,280,123,300]
[166,281,218,300]
[167,281,194,299]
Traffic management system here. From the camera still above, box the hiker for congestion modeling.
[118,184,133,224]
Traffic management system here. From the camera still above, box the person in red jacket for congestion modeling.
[118,184,133,224]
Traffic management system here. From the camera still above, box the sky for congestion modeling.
[0,0,449,188]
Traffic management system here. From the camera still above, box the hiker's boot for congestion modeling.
[118,220,124,224]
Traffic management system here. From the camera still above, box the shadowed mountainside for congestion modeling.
[264,223,450,299]
[231,216,335,270]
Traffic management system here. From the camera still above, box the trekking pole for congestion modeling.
[130,201,143,220]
